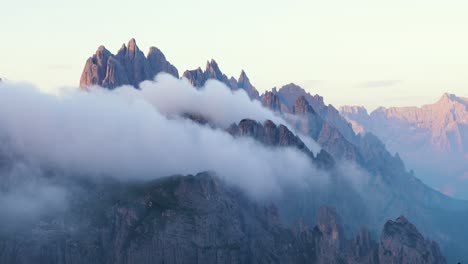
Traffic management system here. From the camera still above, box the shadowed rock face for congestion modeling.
[226,118,335,169]
[147,47,179,79]
[183,60,260,100]
[227,119,309,152]
[237,70,260,99]
[261,91,282,112]
[379,216,446,264]
[0,173,446,264]
[80,39,179,89]
[261,82,467,262]
[292,96,324,140]
[261,86,362,163]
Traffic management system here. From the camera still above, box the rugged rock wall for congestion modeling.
[183,60,260,100]
[80,39,178,89]
[0,173,446,264]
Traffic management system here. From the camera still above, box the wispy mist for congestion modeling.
[0,75,328,221]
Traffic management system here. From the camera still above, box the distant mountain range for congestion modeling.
[6,38,458,263]
[340,94,468,199]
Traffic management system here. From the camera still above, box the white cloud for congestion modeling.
[0,75,327,208]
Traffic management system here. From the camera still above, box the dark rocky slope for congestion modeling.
[77,39,462,262]
[260,84,468,263]
[0,173,445,264]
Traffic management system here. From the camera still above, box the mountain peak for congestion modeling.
[238,70,249,83]
[207,59,219,68]
[205,59,223,77]
[395,215,409,224]
[127,38,138,50]
[148,46,162,55]
[438,92,461,102]
[119,43,127,51]
[97,45,108,52]
[239,69,247,77]
[237,70,260,99]
[380,215,446,263]
[80,39,179,89]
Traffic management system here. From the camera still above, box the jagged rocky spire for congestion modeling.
[183,60,260,100]
[80,38,179,90]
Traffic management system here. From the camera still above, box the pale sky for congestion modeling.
[1,0,468,110]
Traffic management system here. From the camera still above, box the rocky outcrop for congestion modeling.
[115,38,152,87]
[226,118,335,169]
[312,207,446,264]
[379,216,446,264]
[261,91,282,112]
[317,122,363,163]
[237,70,260,99]
[80,45,113,87]
[227,119,309,152]
[182,67,205,87]
[80,39,179,89]
[313,206,347,263]
[272,83,327,114]
[147,47,179,79]
[292,96,324,139]
[183,60,260,99]
[261,84,362,159]
[267,83,357,144]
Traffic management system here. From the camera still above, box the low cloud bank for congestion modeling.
[0,75,328,222]
[111,74,284,127]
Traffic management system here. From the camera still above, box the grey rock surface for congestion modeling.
[80,39,179,89]
[183,60,260,100]
[0,173,446,264]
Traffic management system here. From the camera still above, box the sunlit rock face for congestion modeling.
[340,93,468,199]
[80,39,178,89]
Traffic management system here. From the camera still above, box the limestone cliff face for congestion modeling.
[261,91,283,112]
[147,47,179,79]
[227,119,309,152]
[0,173,446,264]
[379,216,446,264]
[226,118,334,169]
[237,70,260,99]
[80,39,179,89]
